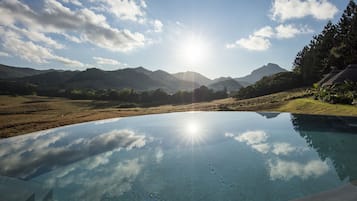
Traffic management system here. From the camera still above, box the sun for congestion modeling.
[178,34,209,66]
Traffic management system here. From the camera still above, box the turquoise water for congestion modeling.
[0,112,357,201]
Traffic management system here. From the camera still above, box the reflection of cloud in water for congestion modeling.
[268,159,329,180]
[226,131,270,154]
[0,129,146,179]
[155,147,164,163]
[225,131,305,156]
[252,143,270,154]
[224,132,235,138]
[272,143,296,156]
[235,130,268,145]
[93,117,121,125]
[40,153,143,201]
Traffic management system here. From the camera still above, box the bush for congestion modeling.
[315,81,356,105]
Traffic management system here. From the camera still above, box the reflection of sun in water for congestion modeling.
[183,121,203,145]
[187,122,199,135]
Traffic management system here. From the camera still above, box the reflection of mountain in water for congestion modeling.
[291,114,357,182]
[256,112,280,119]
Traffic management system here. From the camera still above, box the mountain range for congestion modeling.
[0,63,287,93]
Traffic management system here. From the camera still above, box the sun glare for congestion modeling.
[183,121,203,145]
[178,34,209,66]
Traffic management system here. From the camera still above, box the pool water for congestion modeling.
[0,112,357,201]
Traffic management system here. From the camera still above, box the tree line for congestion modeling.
[236,1,357,100]
[0,81,228,106]
[293,0,357,85]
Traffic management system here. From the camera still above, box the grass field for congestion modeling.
[1,88,356,138]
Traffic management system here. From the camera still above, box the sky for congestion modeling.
[0,0,351,78]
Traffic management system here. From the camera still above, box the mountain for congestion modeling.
[235,63,287,85]
[0,64,55,79]
[172,71,212,86]
[135,68,199,92]
[211,77,232,83]
[9,66,198,92]
[208,78,243,92]
[64,68,163,90]
[1,63,286,93]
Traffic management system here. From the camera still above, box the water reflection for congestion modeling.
[0,129,146,179]
[0,112,356,201]
[181,120,204,145]
[271,142,298,156]
[291,114,357,182]
[38,153,143,201]
[268,159,329,180]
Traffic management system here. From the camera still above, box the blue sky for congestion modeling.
[0,0,350,78]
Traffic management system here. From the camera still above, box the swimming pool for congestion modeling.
[0,112,356,201]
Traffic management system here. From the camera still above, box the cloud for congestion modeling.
[0,0,146,54]
[0,51,10,57]
[254,26,275,38]
[98,0,147,22]
[93,57,121,65]
[227,35,271,51]
[275,24,313,38]
[60,0,82,6]
[152,19,163,33]
[0,27,83,66]
[227,24,313,51]
[268,159,329,180]
[237,35,271,51]
[0,129,146,179]
[271,0,338,21]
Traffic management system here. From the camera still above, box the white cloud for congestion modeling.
[0,0,146,54]
[99,0,146,22]
[0,51,10,57]
[254,26,274,38]
[10,26,64,49]
[271,0,338,21]
[61,0,82,6]
[231,35,271,51]
[152,20,163,33]
[227,24,313,51]
[0,27,83,66]
[268,159,329,180]
[93,57,121,65]
[275,24,313,38]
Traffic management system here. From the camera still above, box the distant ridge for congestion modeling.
[172,71,212,86]
[208,78,243,92]
[235,63,287,85]
[0,64,56,79]
[1,64,199,93]
[0,63,286,92]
